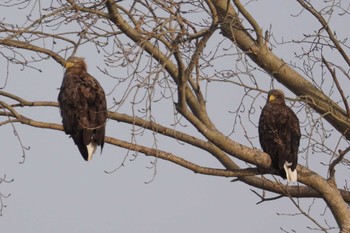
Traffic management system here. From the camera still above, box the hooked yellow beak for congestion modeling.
[269,95,276,102]
[65,61,75,68]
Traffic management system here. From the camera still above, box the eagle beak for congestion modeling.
[269,95,276,102]
[65,62,75,68]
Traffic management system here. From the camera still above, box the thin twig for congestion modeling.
[329,146,350,181]
[297,0,350,67]
[250,189,283,204]
[321,55,350,118]
[233,0,263,45]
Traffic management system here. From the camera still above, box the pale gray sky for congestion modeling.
[1,1,347,232]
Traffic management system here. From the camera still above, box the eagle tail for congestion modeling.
[87,142,97,161]
[284,162,297,183]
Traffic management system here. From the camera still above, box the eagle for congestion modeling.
[258,89,301,182]
[58,57,107,161]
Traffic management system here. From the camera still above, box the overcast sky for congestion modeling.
[1,1,347,232]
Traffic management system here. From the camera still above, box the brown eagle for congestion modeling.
[258,89,300,182]
[58,57,107,161]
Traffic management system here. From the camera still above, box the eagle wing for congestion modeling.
[259,103,281,168]
[285,107,301,171]
[79,73,107,148]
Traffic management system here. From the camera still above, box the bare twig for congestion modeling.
[233,0,263,45]
[297,0,350,67]
[321,55,350,118]
[250,189,283,204]
[329,146,350,181]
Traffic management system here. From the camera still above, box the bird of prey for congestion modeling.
[58,57,107,161]
[258,89,300,182]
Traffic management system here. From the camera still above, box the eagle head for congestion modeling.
[65,56,87,71]
[267,89,285,104]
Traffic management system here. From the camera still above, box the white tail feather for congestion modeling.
[87,142,97,161]
[284,162,297,183]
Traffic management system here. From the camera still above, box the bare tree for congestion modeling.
[1,0,350,232]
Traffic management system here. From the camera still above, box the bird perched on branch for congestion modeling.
[58,57,107,161]
[258,89,301,182]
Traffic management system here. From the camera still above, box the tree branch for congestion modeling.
[321,55,350,119]
[296,0,350,67]
[3,94,350,202]
[0,39,65,66]
[329,146,350,182]
[211,0,350,141]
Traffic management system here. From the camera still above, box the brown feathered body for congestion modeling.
[258,89,300,182]
[58,57,107,161]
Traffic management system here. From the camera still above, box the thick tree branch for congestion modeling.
[233,0,263,45]
[105,0,214,126]
[207,1,350,230]
[3,103,350,203]
[211,0,350,141]
[1,1,350,230]
[3,95,350,203]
